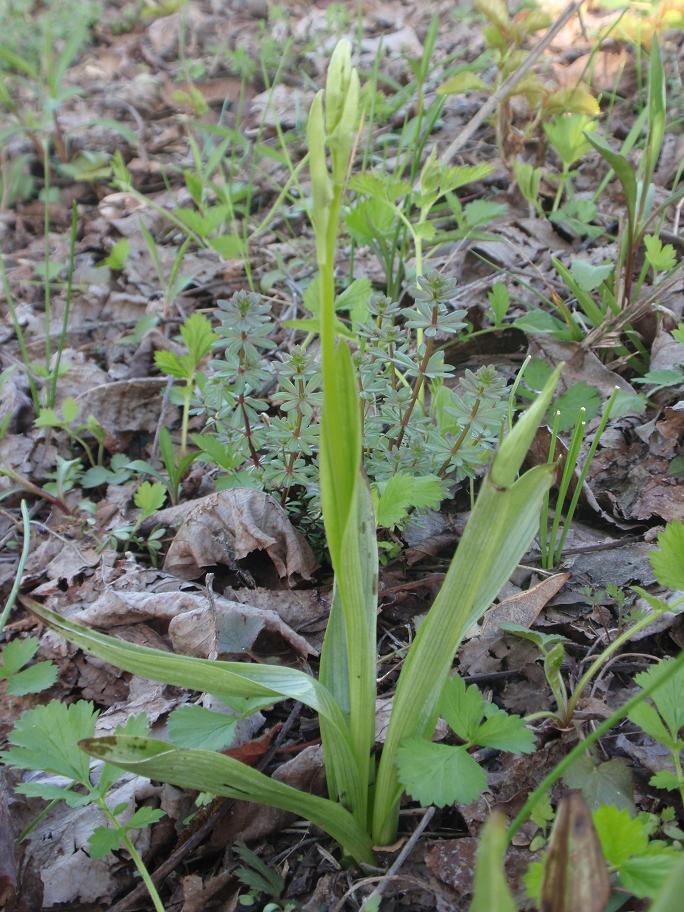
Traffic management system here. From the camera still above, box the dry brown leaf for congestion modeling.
[528,337,636,398]
[480,573,570,636]
[76,377,175,436]
[167,593,317,659]
[426,837,531,901]
[162,489,317,581]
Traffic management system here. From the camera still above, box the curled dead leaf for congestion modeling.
[162,489,317,582]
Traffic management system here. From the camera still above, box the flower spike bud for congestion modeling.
[330,67,360,185]
[306,91,332,256]
[325,38,353,134]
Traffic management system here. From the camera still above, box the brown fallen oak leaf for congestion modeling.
[161,489,317,582]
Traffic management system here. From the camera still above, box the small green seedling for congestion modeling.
[234,841,296,911]
[544,113,597,211]
[35,398,105,469]
[154,311,218,456]
[105,481,166,564]
[0,701,165,912]
[505,519,684,728]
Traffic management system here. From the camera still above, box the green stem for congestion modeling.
[0,500,31,633]
[539,410,560,570]
[672,749,684,810]
[1,258,40,410]
[553,388,618,561]
[48,202,78,408]
[180,382,191,457]
[437,399,480,479]
[507,649,684,843]
[507,355,531,435]
[547,410,585,567]
[43,144,52,382]
[98,800,165,912]
[552,164,569,212]
[564,595,684,724]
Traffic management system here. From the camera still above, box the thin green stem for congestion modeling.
[552,164,569,212]
[507,355,531,434]
[0,500,31,633]
[564,606,671,724]
[48,201,78,408]
[539,410,560,570]
[672,749,684,810]
[507,649,684,844]
[547,410,585,567]
[1,259,40,410]
[553,388,618,561]
[98,800,165,912]
[43,143,52,380]
[18,798,59,842]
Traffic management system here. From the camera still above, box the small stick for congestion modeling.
[438,1,584,167]
[359,806,436,910]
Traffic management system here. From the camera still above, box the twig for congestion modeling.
[360,807,436,910]
[438,1,584,167]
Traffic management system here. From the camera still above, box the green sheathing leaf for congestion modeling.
[81,736,375,865]
[23,598,365,817]
[319,586,351,806]
[469,813,517,912]
[584,132,637,229]
[372,462,554,844]
[319,341,378,824]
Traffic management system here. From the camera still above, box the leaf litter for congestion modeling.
[0,1,683,910]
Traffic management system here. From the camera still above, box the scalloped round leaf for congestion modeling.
[395,739,487,808]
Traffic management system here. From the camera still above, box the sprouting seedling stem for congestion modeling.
[539,409,560,569]
[48,201,78,409]
[508,648,684,844]
[0,500,31,634]
[553,387,619,562]
[546,408,586,567]
[563,596,684,725]
[508,354,532,434]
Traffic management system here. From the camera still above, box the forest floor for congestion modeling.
[1,1,684,910]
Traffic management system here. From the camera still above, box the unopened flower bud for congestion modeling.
[325,38,353,134]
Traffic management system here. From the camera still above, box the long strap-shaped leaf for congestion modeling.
[81,735,375,865]
[319,341,378,825]
[22,597,364,816]
[372,368,560,844]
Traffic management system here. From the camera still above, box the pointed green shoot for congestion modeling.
[469,813,517,912]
